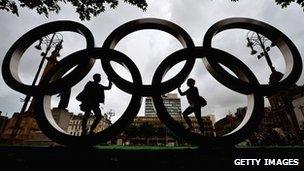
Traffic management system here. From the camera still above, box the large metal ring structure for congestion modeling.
[152,47,263,146]
[2,18,302,147]
[203,18,302,95]
[102,18,195,96]
[36,48,142,146]
[2,21,95,96]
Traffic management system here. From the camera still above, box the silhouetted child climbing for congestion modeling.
[76,73,112,135]
[178,78,207,134]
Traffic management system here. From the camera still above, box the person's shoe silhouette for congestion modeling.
[81,129,87,136]
[186,127,194,131]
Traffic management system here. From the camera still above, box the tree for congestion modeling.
[232,0,304,10]
[1,1,304,21]
[155,126,167,137]
[124,124,138,139]
[0,0,147,20]
[138,122,156,138]
[138,122,156,144]
[273,0,304,9]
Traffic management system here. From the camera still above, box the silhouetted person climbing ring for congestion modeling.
[178,78,207,134]
[76,73,112,135]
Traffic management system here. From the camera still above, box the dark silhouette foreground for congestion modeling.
[76,73,112,135]
[178,78,207,134]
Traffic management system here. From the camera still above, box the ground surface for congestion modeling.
[0,145,303,169]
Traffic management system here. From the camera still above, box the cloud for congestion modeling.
[1,0,304,123]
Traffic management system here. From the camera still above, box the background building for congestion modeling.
[0,112,40,144]
[0,108,72,145]
[291,87,304,131]
[0,111,8,136]
[67,113,112,136]
[266,84,304,144]
[214,107,247,137]
[145,93,181,117]
[119,115,215,146]
[117,93,215,145]
[0,108,112,144]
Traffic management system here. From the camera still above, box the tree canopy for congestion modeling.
[0,0,147,20]
[0,0,303,21]
[232,0,304,9]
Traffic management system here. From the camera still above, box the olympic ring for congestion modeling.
[35,48,142,146]
[203,17,302,95]
[2,17,302,147]
[152,47,264,146]
[102,18,195,96]
[2,20,95,95]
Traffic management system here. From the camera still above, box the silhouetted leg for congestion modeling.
[90,107,102,134]
[194,105,204,134]
[82,111,90,136]
[182,107,194,129]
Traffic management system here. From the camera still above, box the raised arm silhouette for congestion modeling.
[76,73,112,135]
[178,78,207,134]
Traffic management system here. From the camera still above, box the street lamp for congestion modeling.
[246,31,277,76]
[246,31,302,144]
[20,32,63,114]
[10,32,64,142]
[106,109,115,121]
[35,38,42,50]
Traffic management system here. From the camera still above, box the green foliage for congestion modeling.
[138,122,156,138]
[0,0,18,15]
[222,124,237,135]
[155,126,167,137]
[275,0,304,9]
[1,0,303,21]
[232,0,304,11]
[0,0,147,20]
[124,124,139,138]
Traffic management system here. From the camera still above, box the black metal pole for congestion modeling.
[10,33,56,142]
[256,33,302,144]
[246,32,302,144]
[256,33,277,75]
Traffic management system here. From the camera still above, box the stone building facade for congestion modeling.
[67,113,111,136]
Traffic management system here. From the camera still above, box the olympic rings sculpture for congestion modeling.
[2,18,302,147]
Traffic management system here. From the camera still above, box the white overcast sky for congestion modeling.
[1,0,304,122]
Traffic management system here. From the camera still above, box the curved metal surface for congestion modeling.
[152,47,264,146]
[35,48,142,146]
[2,17,302,147]
[2,20,95,95]
[102,18,195,96]
[203,17,302,95]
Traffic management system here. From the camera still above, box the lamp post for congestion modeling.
[10,33,63,142]
[246,31,302,144]
[20,32,63,114]
[107,109,115,121]
[246,31,277,76]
